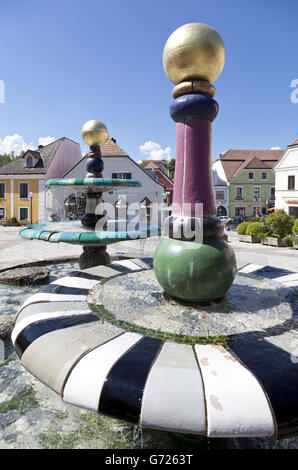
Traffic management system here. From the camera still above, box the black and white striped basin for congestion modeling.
[11,259,298,439]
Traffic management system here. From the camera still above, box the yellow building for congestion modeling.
[0,137,81,224]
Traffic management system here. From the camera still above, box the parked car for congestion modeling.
[226,216,245,231]
[218,216,231,226]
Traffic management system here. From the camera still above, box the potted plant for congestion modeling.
[292,219,298,249]
[262,209,294,247]
[237,221,264,243]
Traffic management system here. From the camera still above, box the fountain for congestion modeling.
[11,23,298,443]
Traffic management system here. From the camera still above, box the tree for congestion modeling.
[166,158,175,179]
[0,154,12,167]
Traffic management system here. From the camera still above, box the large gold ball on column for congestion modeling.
[81,119,109,146]
[163,23,225,85]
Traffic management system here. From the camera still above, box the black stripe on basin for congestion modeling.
[67,271,105,281]
[227,333,298,438]
[39,284,90,296]
[14,314,99,358]
[98,336,163,424]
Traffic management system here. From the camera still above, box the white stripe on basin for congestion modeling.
[140,342,207,435]
[194,344,275,437]
[63,332,142,411]
[11,308,91,346]
[51,276,101,289]
[20,293,87,310]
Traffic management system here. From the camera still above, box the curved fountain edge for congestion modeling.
[10,259,298,439]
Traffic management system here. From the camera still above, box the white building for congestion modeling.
[274,139,298,217]
[47,138,165,222]
[212,166,229,216]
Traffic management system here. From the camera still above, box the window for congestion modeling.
[19,207,29,221]
[0,207,5,219]
[112,172,132,180]
[253,207,261,216]
[261,172,267,180]
[288,175,295,190]
[235,207,246,216]
[270,187,275,199]
[19,183,29,199]
[235,187,243,200]
[253,187,260,199]
[0,183,5,198]
[216,190,225,200]
[248,172,254,180]
[26,156,34,168]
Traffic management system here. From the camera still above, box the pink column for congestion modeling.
[172,120,216,217]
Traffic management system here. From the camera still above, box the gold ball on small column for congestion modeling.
[81,120,109,146]
[163,23,225,85]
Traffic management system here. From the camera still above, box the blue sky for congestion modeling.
[0,0,297,162]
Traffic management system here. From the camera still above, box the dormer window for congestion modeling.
[26,156,34,168]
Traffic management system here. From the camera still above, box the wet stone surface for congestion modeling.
[90,270,295,337]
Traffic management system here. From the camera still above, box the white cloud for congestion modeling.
[139,141,171,161]
[0,134,57,156]
[0,134,35,155]
[38,136,56,147]
[270,146,281,150]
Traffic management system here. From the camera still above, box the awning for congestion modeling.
[268,207,275,211]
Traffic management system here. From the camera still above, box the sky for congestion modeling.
[0,0,298,162]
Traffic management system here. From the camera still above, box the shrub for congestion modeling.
[237,222,250,235]
[293,219,298,235]
[246,222,266,238]
[265,209,294,238]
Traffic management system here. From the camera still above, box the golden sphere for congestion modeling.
[81,119,109,146]
[163,23,225,85]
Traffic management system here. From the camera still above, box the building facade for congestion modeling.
[0,138,82,224]
[213,169,229,216]
[51,138,165,222]
[212,149,284,218]
[274,139,298,217]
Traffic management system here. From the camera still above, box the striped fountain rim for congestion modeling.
[11,259,298,439]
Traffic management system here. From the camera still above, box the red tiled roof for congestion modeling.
[289,138,298,146]
[100,139,128,156]
[219,149,284,182]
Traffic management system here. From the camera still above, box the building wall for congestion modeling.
[46,139,82,180]
[0,176,43,223]
[49,155,164,221]
[275,146,298,216]
[229,169,275,217]
[13,177,41,224]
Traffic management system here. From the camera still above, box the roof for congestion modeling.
[63,140,165,188]
[288,138,298,147]
[100,138,128,156]
[218,149,284,182]
[0,138,64,175]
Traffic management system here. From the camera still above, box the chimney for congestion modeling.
[111,137,116,143]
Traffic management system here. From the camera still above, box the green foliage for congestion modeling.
[237,221,250,235]
[0,386,38,415]
[0,154,12,167]
[292,218,298,235]
[4,216,20,226]
[246,222,266,238]
[166,158,175,179]
[265,209,294,238]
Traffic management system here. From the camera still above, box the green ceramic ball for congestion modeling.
[153,238,237,301]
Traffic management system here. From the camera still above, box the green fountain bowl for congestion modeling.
[153,237,237,302]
